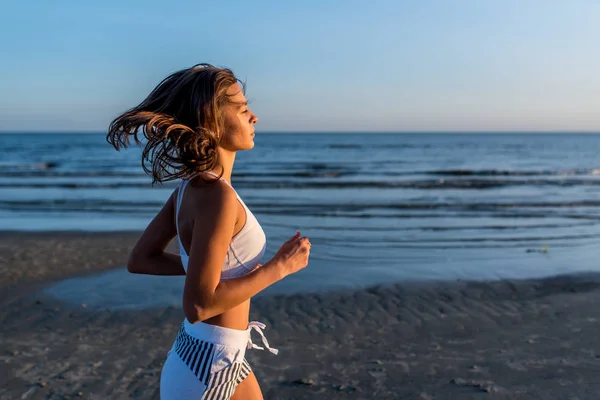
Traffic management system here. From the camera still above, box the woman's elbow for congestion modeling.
[183,303,210,324]
[127,253,144,274]
[183,291,214,323]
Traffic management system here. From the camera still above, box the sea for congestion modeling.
[3,132,600,308]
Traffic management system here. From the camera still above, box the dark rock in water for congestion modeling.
[449,378,467,386]
[333,384,358,392]
[36,162,58,169]
[290,378,315,386]
[309,163,328,170]
[450,378,502,393]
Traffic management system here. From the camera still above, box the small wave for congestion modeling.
[327,144,362,149]
[0,170,144,178]
[231,178,600,190]
[250,200,600,215]
[0,161,59,171]
[0,182,172,189]
[0,198,569,215]
[427,168,600,177]
[6,198,599,213]
[366,232,600,243]
[3,177,600,191]
[285,221,594,232]
[0,199,163,212]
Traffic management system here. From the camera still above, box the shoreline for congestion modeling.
[1,229,595,297]
[2,232,600,399]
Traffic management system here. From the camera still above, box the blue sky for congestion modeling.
[1,0,599,132]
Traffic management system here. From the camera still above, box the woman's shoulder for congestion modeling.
[182,176,239,217]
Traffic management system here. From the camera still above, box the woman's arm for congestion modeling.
[183,184,284,323]
[127,190,186,276]
[188,259,283,322]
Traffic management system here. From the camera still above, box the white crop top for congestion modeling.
[175,172,267,280]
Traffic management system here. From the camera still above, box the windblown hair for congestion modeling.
[106,63,244,184]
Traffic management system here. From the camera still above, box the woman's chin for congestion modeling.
[244,140,255,150]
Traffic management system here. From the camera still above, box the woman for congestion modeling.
[106,63,311,399]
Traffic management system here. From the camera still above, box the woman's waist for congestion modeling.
[180,300,279,356]
[204,301,251,330]
[182,319,250,350]
[183,302,251,347]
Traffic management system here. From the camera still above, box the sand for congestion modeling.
[1,232,600,399]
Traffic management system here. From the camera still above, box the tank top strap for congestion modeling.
[176,180,187,211]
[176,179,190,237]
[204,171,237,194]
[176,172,237,232]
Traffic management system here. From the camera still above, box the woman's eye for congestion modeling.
[242,109,249,114]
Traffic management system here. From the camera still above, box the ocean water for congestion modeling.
[3,132,600,306]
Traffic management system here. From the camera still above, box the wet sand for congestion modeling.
[1,232,600,399]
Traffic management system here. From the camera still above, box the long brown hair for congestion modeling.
[106,63,244,184]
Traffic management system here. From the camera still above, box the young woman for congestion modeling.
[106,63,311,399]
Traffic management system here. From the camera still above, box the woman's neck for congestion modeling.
[212,148,236,183]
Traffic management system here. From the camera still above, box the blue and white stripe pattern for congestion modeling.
[202,359,252,400]
[173,324,216,385]
[171,324,254,399]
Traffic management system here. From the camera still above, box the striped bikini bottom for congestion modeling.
[160,319,278,400]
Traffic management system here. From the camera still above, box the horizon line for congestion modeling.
[1,130,600,135]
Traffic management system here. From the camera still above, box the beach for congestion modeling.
[1,232,599,399]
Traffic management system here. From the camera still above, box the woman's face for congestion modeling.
[220,83,258,151]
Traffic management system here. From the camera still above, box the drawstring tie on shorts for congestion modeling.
[247,321,279,355]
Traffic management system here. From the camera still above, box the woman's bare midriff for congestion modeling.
[203,300,252,331]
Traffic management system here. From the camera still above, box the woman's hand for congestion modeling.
[270,231,311,279]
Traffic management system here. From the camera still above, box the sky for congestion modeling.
[1,0,599,133]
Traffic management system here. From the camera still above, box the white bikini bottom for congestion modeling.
[160,319,277,400]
